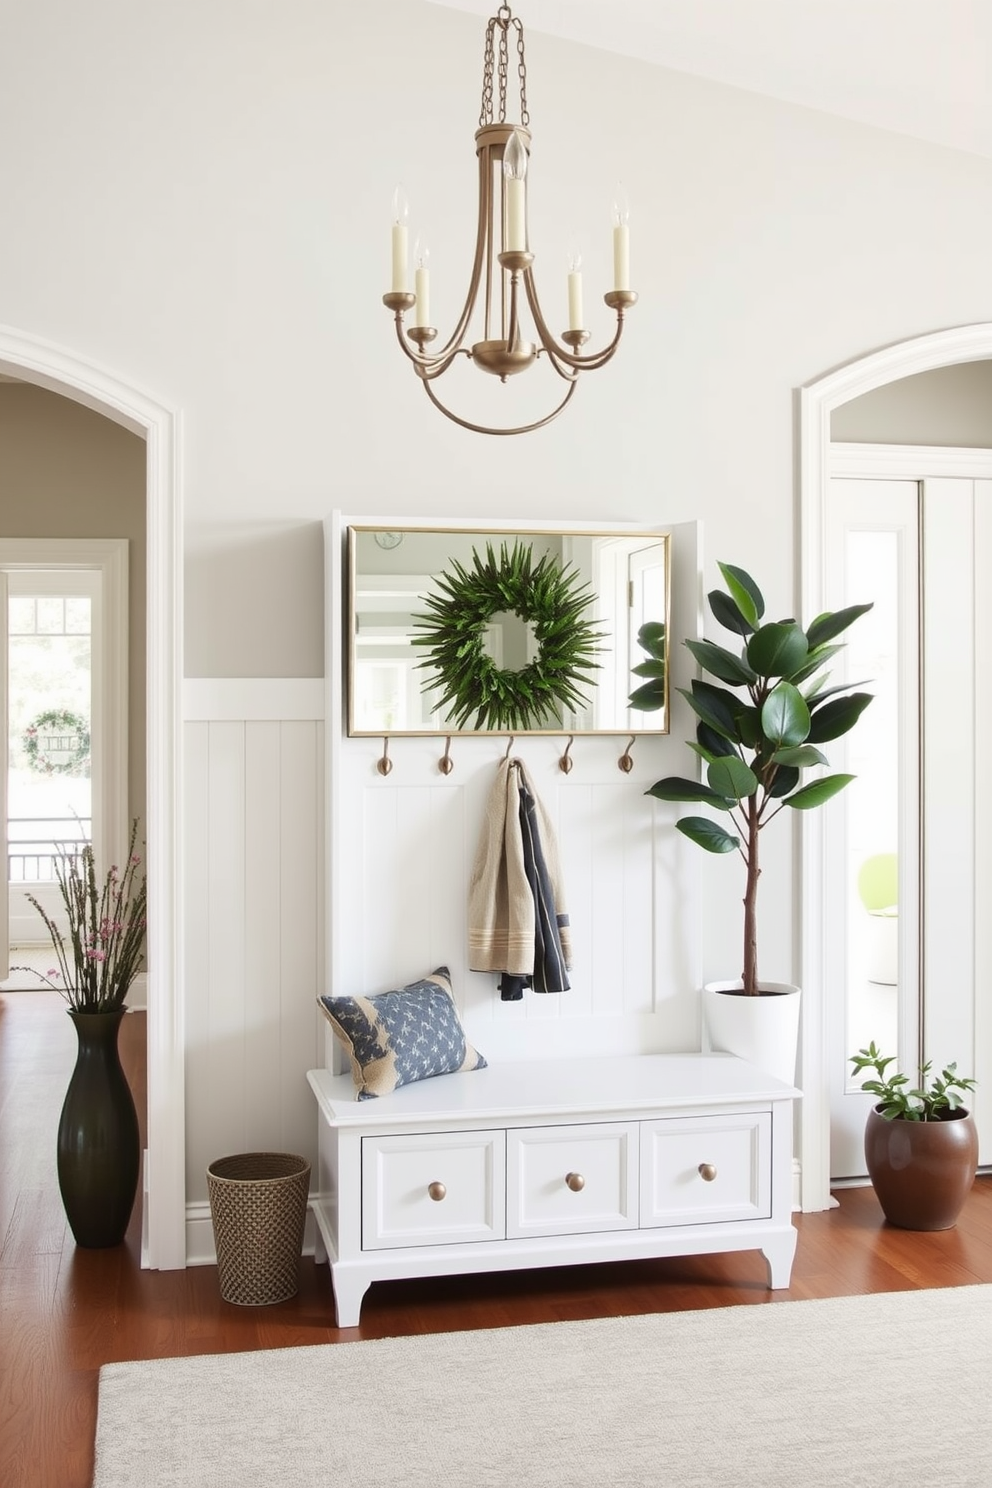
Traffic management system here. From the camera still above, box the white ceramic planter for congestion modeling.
[702,980,801,1088]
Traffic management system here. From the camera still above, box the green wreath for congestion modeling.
[23,708,91,776]
[411,541,605,731]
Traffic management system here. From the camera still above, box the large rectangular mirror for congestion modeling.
[347,524,670,736]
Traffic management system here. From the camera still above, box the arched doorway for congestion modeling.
[798,321,992,1211]
[0,326,185,1268]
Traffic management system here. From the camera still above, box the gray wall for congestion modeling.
[0,382,147,828]
[832,360,992,445]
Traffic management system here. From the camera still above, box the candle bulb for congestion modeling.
[567,244,583,331]
[391,184,409,294]
[413,239,430,328]
[503,131,528,252]
[612,182,630,292]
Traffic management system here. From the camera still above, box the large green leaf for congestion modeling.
[697,722,739,758]
[783,773,855,809]
[707,755,758,800]
[804,675,870,707]
[771,744,829,768]
[806,602,874,649]
[807,691,873,743]
[675,816,740,853]
[746,622,809,680]
[767,764,800,799]
[734,704,762,750]
[708,589,755,637]
[684,638,757,686]
[646,777,733,809]
[636,621,667,659]
[789,644,844,686]
[717,562,765,626]
[629,681,665,712]
[679,680,740,740]
[760,682,811,748]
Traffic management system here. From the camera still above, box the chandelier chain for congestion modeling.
[478,6,529,128]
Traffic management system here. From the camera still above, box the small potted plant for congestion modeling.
[850,1042,978,1229]
[16,821,147,1247]
[633,561,873,1083]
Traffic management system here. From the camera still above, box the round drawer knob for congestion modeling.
[565,1171,585,1193]
[698,1163,717,1183]
[427,1181,447,1202]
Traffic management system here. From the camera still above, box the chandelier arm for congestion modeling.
[388,313,471,376]
[425,145,493,364]
[523,269,629,371]
[531,341,581,384]
[420,370,578,436]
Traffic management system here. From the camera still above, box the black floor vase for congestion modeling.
[58,1008,140,1247]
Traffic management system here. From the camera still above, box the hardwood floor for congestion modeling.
[2,989,991,1488]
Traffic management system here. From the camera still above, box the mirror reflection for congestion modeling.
[348,526,670,736]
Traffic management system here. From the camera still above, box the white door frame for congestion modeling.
[0,325,186,1269]
[799,321,992,1211]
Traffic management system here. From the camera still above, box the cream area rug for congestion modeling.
[93,1286,992,1488]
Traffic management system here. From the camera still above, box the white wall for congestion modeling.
[3,1,991,1210]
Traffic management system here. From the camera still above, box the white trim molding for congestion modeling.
[0,325,186,1269]
[799,322,992,1213]
[831,444,992,479]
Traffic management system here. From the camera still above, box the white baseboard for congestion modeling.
[127,972,148,1012]
[185,1201,318,1267]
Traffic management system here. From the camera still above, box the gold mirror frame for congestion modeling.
[347,524,670,737]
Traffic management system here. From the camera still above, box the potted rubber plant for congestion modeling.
[850,1043,978,1229]
[635,561,873,1083]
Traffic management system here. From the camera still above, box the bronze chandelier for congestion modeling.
[382,3,638,436]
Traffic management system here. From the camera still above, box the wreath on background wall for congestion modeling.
[411,541,605,732]
[23,708,91,776]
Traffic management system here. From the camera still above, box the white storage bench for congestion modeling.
[307,1052,800,1326]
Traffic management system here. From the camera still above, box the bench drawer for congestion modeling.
[640,1112,771,1227]
[362,1130,505,1250]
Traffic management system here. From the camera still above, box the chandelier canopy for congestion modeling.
[382,3,637,436]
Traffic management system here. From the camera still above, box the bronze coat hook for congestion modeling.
[376,737,393,776]
[439,736,454,775]
[559,735,574,774]
[618,736,636,773]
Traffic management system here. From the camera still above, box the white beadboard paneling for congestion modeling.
[206,721,250,1171]
[276,722,323,1161]
[183,711,323,1221]
[183,722,213,1204]
[244,722,285,1151]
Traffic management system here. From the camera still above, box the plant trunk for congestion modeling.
[742,796,760,995]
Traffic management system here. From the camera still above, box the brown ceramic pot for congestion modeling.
[864,1106,978,1230]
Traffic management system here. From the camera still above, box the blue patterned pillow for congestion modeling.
[318,967,487,1100]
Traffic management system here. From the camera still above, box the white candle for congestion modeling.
[391,223,408,293]
[391,184,409,293]
[612,182,630,291]
[503,131,528,252]
[612,224,630,292]
[567,269,583,331]
[505,177,526,252]
[414,264,430,328]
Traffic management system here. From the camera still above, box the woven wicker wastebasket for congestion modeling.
[206,1152,311,1305]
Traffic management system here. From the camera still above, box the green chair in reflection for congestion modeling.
[857,852,898,985]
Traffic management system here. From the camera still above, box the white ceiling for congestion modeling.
[429,0,992,160]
